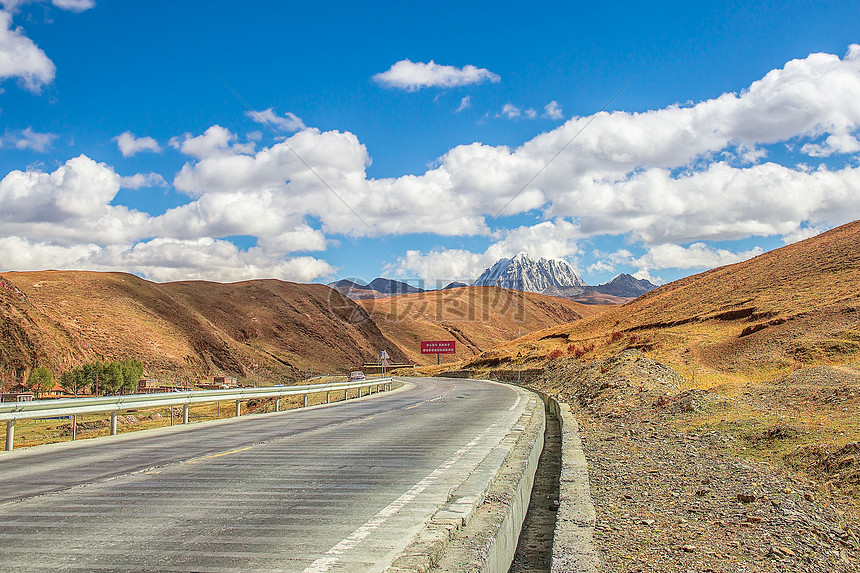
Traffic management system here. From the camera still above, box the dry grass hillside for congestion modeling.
[449,221,860,568]
[360,286,609,365]
[471,220,860,374]
[0,271,407,385]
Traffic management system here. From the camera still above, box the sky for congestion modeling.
[1,0,859,288]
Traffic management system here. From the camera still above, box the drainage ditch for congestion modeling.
[508,409,562,572]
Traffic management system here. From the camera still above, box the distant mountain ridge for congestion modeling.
[472,252,587,292]
[328,277,425,299]
[589,273,657,298]
[329,256,656,303]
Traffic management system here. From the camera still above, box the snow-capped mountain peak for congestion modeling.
[472,253,586,293]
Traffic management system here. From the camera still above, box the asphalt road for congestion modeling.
[0,377,529,572]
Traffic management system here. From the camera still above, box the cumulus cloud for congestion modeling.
[2,127,57,151]
[0,236,334,283]
[172,44,860,246]
[114,131,161,157]
[50,0,94,11]
[498,103,521,119]
[5,47,860,283]
[544,100,563,119]
[622,243,764,272]
[120,172,167,189]
[373,59,500,90]
[0,155,335,282]
[0,10,55,92]
[246,108,306,133]
[170,125,254,159]
[587,260,615,274]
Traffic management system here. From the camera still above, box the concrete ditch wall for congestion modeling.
[534,390,600,572]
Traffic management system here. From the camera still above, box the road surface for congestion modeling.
[0,377,529,572]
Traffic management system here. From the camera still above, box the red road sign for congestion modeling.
[420,340,456,354]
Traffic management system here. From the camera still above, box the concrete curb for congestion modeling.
[384,387,544,573]
[534,391,600,572]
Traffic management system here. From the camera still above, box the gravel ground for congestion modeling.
[526,350,859,573]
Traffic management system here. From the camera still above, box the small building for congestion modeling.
[1,391,34,402]
[136,379,175,394]
[44,383,74,399]
[213,376,237,387]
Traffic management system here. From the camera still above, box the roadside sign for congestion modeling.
[420,341,456,354]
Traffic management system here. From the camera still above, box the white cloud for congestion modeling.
[5,47,860,283]
[373,59,500,91]
[170,125,254,159]
[498,103,521,119]
[172,41,860,244]
[1,0,94,11]
[616,243,764,273]
[544,100,563,119]
[801,133,860,157]
[0,155,335,283]
[0,236,335,283]
[120,172,167,189]
[114,131,161,157]
[779,223,828,244]
[2,127,57,151]
[525,108,537,119]
[246,108,306,133]
[587,260,614,274]
[0,10,55,92]
[50,0,94,12]
[455,95,471,113]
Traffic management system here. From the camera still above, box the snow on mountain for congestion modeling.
[472,252,586,293]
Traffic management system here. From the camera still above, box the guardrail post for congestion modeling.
[5,420,14,451]
[183,404,189,424]
[72,414,77,440]
[110,411,118,436]
[303,394,308,408]
[276,397,280,412]
[235,400,241,417]
[326,391,330,403]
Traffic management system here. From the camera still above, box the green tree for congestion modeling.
[59,368,85,396]
[27,366,53,398]
[100,362,124,395]
[117,359,144,394]
[81,362,104,395]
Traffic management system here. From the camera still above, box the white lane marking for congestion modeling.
[301,425,497,573]
[509,392,523,411]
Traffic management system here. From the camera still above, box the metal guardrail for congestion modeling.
[1,377,393,451]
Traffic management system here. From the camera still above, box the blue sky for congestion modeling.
[1,0,859,287]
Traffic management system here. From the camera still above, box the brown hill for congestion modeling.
[467,220,860,376]
[359,286,610,365]
[0,271,407,386]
